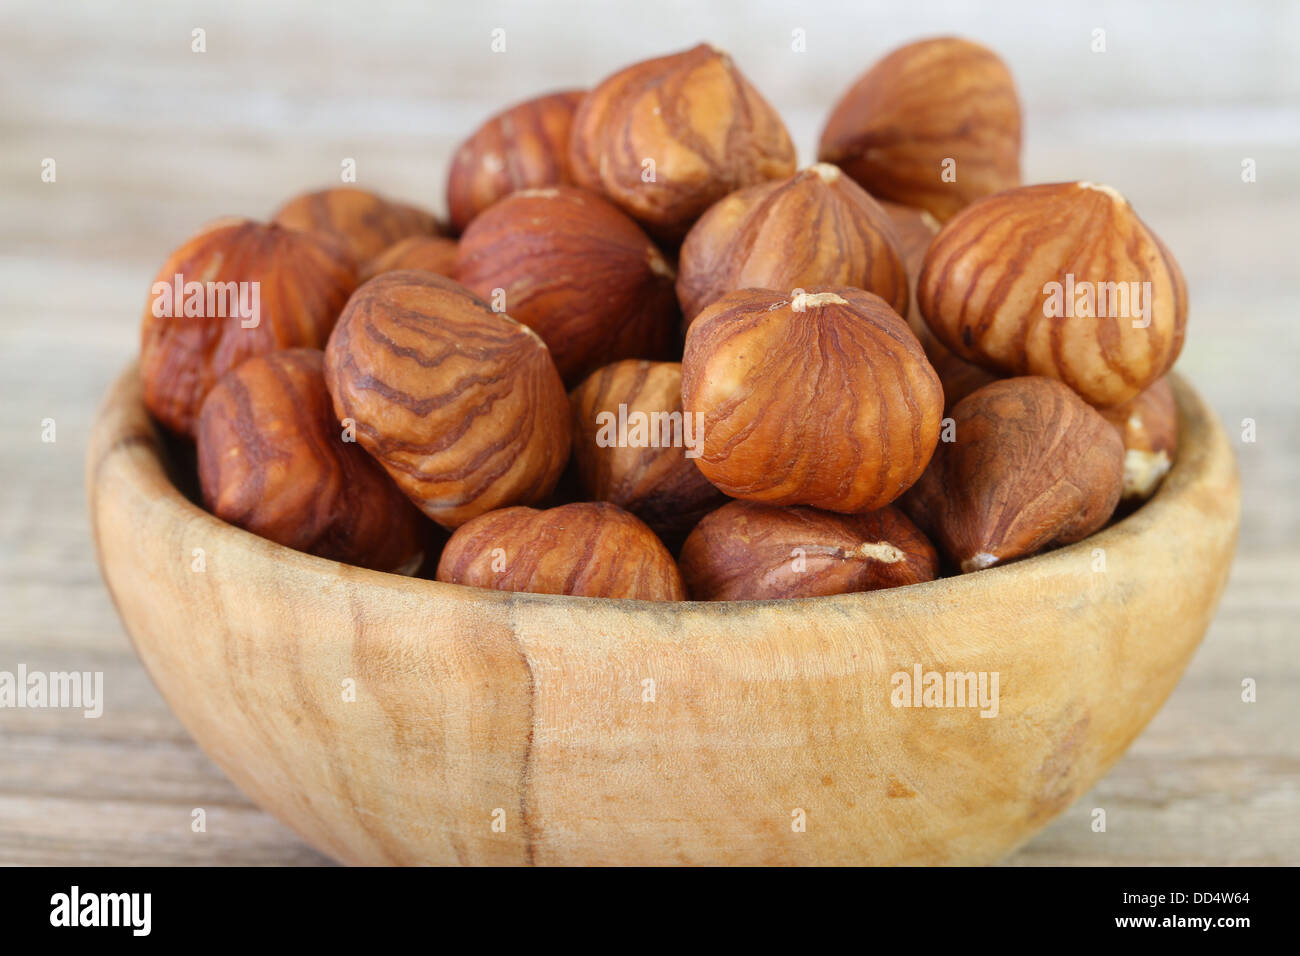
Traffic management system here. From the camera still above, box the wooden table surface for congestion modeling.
[1,1,1297,865]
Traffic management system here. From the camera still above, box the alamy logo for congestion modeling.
[50,886,151,936]
[890,664,999,718]
[151,273,261,328]
[1043,273,1152,328]
[593,404,705,458]
[0,665,103,718]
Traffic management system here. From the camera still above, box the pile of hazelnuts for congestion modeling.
[139,38,1186,603]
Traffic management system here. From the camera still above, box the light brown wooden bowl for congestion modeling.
[87,364,1239,866]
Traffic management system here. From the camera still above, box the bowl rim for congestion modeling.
[88,363,1225,615]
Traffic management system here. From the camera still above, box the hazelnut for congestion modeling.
[879,200,998,409]
[323,270,571,529]
[446,89,586,233]
[679,500,938,601]
[1100,377,1178,501]
[196,349,427,573]
[819,37,1022,222]
[140,218,356,435]
[675,163,909,326]
[569,43,796,239]
[272,186,440,264]
[359,236,458,282]
[917,181,1189,408]
[454,186,678,385]
[681,287,943,513]
[436,502,686,601]
[902,377,1124,572]
[569,360,727,544]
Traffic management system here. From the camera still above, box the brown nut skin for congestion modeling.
[918,181,1189,409]
[878,200,998,409]
[819,36,1022,222]
[323,270,571,529]
[359,236,458,282]
[446,89,586,234]
[140,219,357,436]
[679,500,938,601]
[569,360,727,545]
[681,287,944,513]
[436,502,686,601]
[902,376,1125,573]
[676,163,909,326]
[196,349,427,572]
[273,186,440,264]
[455,186,679,385]
[569,43,797,240]
[1100,377,1178,501]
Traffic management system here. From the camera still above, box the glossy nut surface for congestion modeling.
[917,181,1188,408]
[323,270,571,529]
[676,163,908,325]
[903,376,1124,572]
[569,360,726,543]
[819,36,1022,221]
[446,89,586,233]
[359,236,458,282]
[140,218,356,435]
[196,348,427,572]
[455,186,678,385]
[436,502,686,600]
[569,43,796,238]
[679,500,938,601]
[273,186,440,263]
[681,287,943,513]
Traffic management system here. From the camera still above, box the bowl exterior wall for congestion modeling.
[88,367,1239,865]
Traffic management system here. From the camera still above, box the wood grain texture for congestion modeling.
[86,364,1237,864]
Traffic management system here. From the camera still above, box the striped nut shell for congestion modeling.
[878,199,998,409]
[676,163,909,327]
[273,186,441,264]
[446,89,586,233]
[454,186,679,385]
[322,271,571,529]
[902,377,1124,573]
[436,502,687,601]
[819,37,1021,222]
[140,218,357,435]
[196,349,427,573]
[569,43,796,239]
[917,181,1189,408]
[680,288,944,513]
[1100,377,1178,502]
[569,360,727,543]
[679,500,938,601]
[359,236,458,282]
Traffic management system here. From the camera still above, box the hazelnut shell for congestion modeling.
[323,270,571,529]
[273,186,440,264]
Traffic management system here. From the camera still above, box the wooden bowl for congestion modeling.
[87,364,1239,865]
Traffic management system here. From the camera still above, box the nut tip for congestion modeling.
[961,552,1000,573]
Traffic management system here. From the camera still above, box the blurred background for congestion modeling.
[1,0,1296,864]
